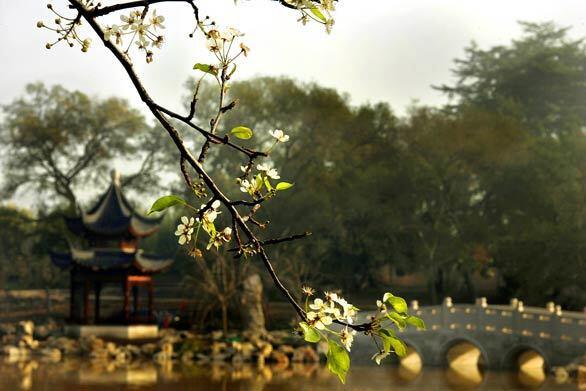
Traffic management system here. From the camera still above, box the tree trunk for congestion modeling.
[240,274,267,338]
[220,299,228,337]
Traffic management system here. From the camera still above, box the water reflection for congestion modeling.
[0,358,574,390]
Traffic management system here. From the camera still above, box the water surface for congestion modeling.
[0,360,575,390]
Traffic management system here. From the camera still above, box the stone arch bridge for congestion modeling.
[353,298,586,370]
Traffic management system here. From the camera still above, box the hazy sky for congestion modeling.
[2,0,586,120]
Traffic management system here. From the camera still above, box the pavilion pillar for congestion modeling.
[123,278,130,323]
[94,282,102,324]
[83,280,90,324]
[147,281,154,323]
[69,271,75,323]
[132,285,139,320]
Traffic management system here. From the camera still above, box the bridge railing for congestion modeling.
[406,298,586,346]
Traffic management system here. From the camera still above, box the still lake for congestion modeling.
[0,360,576,390]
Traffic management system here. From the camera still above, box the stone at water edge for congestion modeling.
[292,346,319,363]
[240,342,255,359]
[232,353,244,365]
[278,344,295,355]
[3,345,30,361]
[258,342,273,357]
[270,350,290,366]
[211,341,227,355]
[106,342,117,356]
[19,321,34,336]
[553,367,569,384]
[181,350,194,363]
[89,348,109,360]
[40,347,62,362]
[578,365,586,388]
[19,334,39,349]
[141,343,157,356]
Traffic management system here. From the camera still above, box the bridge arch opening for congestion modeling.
[504,346,547,388]
[441,338,487,388]
[441,338,488,369]
[397,344,423,382]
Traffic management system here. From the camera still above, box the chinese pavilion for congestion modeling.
[50,171,173,325]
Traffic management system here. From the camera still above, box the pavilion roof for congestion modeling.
[50,248,174,273]
[66,170,163,238]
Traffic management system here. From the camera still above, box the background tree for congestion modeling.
[437,21,586,138]
[437,20,586,307]
[0,205,67,289]
[0,82,169,213]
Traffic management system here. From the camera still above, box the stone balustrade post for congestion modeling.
[475,297,487,331]
[442,297,452,328]
[475,297,487,308]
[410,300,419,311]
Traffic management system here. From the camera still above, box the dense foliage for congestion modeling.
[1,22,586,312]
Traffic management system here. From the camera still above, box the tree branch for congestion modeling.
[90,0,198,18]
[69,0,307,321]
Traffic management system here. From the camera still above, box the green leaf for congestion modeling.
[326,340,350,384]
[379,328,396,353]
[299,322,321,343]
[386,311,407,330]
[379,328,396,339]
[254,174,264,192]
[230,126,253,140]
[193,63,217,75]
[310,7,327,22]
[264,177,273,191]
[384,293,408,314]
[388,336,407,357]
[202,220,216,237]
[275,182,294,191]
[147,195,186,215]
[406,315,426,330]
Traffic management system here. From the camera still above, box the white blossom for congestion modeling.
[257,163,280,180]
[376,300,387,314]
[206,37,223,52]
[150,10,165,30]
[200,200,221,223]
[372,351,389,365]
[266,168,280,179]
[227,27,243,38]
[239,179,253,194]
[307,311,333,330]
[240,43,250,57]
[340,327,356,351]
[104,25,122,45]
[269,129,290,143]
[324,291,339,303]
[320,0,335,11]
[256,163,270,172]
[175,216,195,245]
[309,298,326,311]
[208,226,233,249]
[302,286,315,296]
